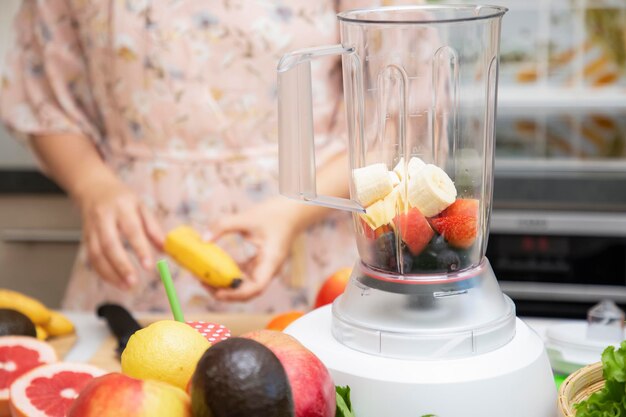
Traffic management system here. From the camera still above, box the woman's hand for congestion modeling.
[28,133,165,290]
[208,198,303,302]
[75,174,165,290]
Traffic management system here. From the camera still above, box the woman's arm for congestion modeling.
[277,151,351,233]
[31,133,164,289]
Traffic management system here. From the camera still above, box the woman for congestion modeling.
[0,0,388,313]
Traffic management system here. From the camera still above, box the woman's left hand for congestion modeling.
[207,198,302,302]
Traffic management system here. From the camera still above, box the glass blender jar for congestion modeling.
[278,7,557,417]
[279,5,513,359]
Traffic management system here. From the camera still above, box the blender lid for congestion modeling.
[337,5,508,25]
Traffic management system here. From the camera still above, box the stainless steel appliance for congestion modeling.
[491,107,626,318]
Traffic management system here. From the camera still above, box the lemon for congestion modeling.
[121,320,210,390]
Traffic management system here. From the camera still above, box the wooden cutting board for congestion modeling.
[89,313,273,372]
[49,333,78,359]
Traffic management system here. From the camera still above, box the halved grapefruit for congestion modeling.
[0,336,57,417]
[9,363,105,417]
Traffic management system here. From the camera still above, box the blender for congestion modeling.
[278,5,557,417]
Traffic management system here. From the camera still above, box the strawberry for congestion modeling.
[393,208,434,255]
[360,217,377,239]
[440,198,479,218]
[430,214,477,249]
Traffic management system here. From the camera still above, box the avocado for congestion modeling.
[0,308,37,337]
[190,337,294,417]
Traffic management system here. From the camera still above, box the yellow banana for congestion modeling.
[164,226,243,289]
[35,325,48,340]
[0,289,51,325]
[43,311,75,337]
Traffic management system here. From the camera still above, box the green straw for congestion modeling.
[157,259,185,322]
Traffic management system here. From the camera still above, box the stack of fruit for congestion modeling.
[0,289,105,417]
[1,314,342,417]
[0,290,74,341]
[82,320,337,417]
[353,157,479,275]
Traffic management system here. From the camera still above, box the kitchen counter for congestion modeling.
[60,311,580,364]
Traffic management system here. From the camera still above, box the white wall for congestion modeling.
[0,0,36,169]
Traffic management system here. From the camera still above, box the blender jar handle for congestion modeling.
[278,45,365,213]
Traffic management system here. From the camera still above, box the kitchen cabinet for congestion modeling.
[0,196,80,308]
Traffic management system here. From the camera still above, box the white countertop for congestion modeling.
[60,311,582,363]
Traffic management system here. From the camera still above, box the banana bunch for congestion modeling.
[0,289,75,339]
[354,157,457,227]
[164,226,243,289]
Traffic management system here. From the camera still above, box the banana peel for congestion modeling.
[164,226,243,289]
[0,289,51,325]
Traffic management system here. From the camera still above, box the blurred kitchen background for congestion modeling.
[0,0,625,315]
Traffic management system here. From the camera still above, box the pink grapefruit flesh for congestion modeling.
[0,336,57,417]
[9,362,105,417]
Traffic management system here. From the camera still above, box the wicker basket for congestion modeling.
[557,362,604,417]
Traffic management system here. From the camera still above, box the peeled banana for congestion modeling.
[352,163,393,207]
[0,289,51,325]
[361,187,404,229]
[407,164,457,217]
[388,171,401,187]
[393,157,426,180]
[164,226,243,289]
[393,158,407,180]
[407,157,426,177]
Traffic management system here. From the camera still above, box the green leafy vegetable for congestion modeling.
[336,385,355,417]
[334,385,437,417]
[575,341,626,416]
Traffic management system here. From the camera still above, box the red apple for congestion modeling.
[314,267,352,308]
[393,208,434,255]
[360,218,392,240]
[68,373,191,417]
[243,330,335,417]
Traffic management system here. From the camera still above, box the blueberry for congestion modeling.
[411,251,438,272]
[374,232,397,270]
[399,244,414,274]
[457,244,478,270]
[436,249,461,272]
[428,234,447,252]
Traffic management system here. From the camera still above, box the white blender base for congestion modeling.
[286,306,557,417]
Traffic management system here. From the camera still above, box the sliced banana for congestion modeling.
[388,170,401,187]
[352,163,393,207]
[393,158,407,180]
[407,164,457,217]
[360,187,403,229]
[407,157,426,178]
[393,157,426,180]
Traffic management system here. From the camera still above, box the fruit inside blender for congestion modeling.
[354,157,480,276]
